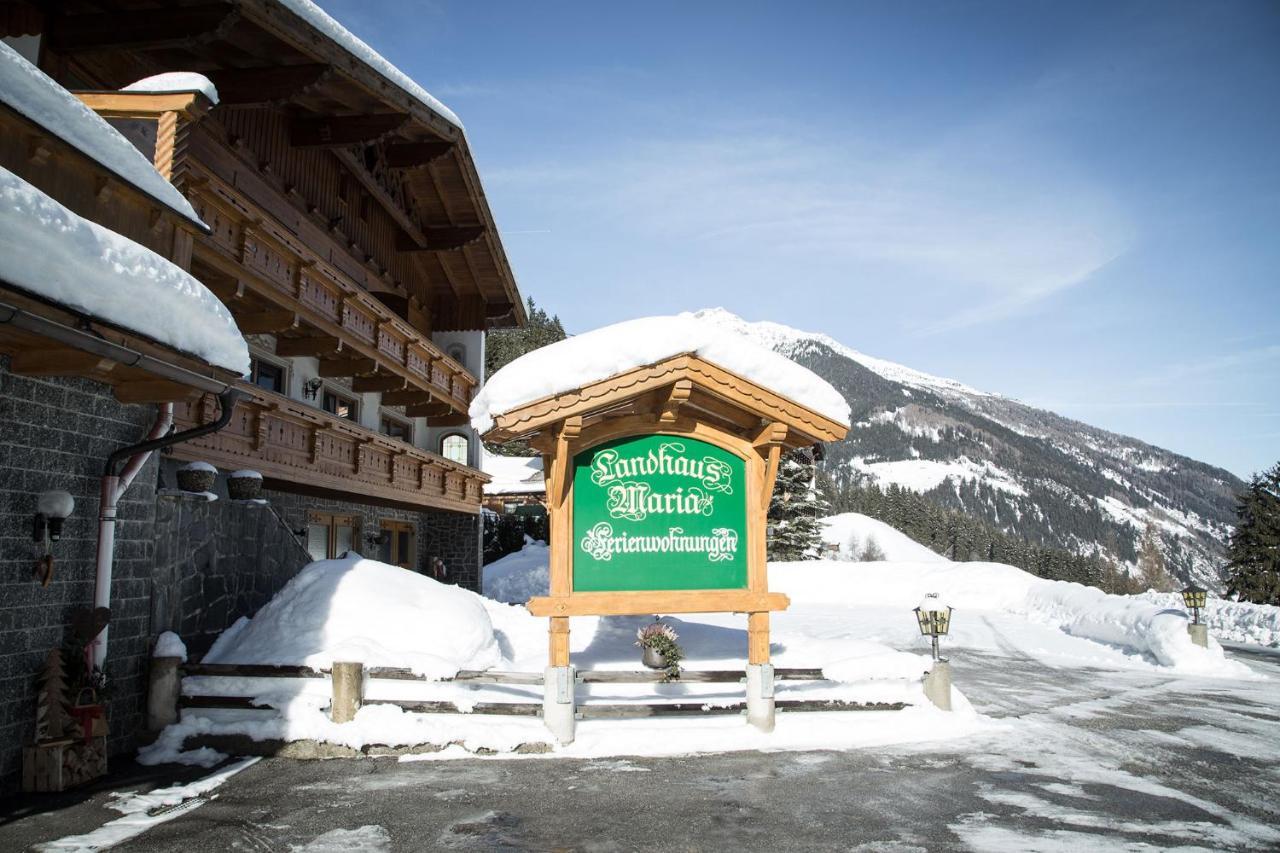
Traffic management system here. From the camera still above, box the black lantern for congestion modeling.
[1181,584,1207,625]
[913,593,953,661]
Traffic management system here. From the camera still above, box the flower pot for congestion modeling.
[227,470,262,500]
[176,464,216,493]
[641,646,667,670]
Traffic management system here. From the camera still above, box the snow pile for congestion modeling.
[0,42,204,227]
[203,555,501,678]
[153,631,187,662]
[848,455,1026,496]
[482,539,549,604]
[772,559,1252,677]
[820,512,948,563]
[0,168,249,374]
[1134,591,1280,648]
[278,0,461,129]
[121,72,219,104]
[471,313,851,433]
[481,449,545,495]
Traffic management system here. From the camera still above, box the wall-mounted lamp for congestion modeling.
[365,530,388,547]
[33,489,75,543]
[302,378,324,401]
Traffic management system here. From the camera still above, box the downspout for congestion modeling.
[92,388,243,670]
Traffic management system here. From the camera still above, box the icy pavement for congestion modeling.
[4,646,1277,852]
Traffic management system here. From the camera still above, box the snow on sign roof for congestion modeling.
[470,313,853,434]
[0,43,206,231]
[278,0,462,130]
[121,72,220,105]
[0,167,249,375]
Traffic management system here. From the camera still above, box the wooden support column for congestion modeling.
[748,612,771,665]
[549,617,571,668]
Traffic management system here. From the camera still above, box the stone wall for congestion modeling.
[0,357,161,793]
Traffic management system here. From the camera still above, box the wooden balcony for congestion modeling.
[184,164,476,417]
[169,384,487,514]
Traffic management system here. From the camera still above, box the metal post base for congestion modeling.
[1187,623,1209,648]
[746,663,775,732]
[924,660,953,711]
[543,665,576,744]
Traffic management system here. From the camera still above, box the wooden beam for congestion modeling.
[9,348,114,377]
[352,374,407,393]
[114,380,202,405]
[289,113,409,148]
[48,5,237,52]
[658,379,693,425]
[527,591,791,618]
[381,389,435,406]
[395,226,486,253]
[318,357,376,378]
[405,402,455,418]
[424,413,468,427]
[383,141,454,168]
[752,421,789,448]
[235,310,299,335]
[205,64,331,106]
[275,335,342,357]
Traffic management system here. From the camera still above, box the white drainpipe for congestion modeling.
[92,404,173,670]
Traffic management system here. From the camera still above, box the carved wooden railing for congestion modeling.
[184,164,477,412]
[170,384,486,514]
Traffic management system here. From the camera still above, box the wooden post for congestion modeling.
[330,661,363,723]
[747,612,770,665]
[549,617,570,667]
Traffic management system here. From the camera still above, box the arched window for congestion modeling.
[441,433,469,465]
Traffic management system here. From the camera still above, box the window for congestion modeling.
[306,512,357,561]
[377,519,416,569]
[447,344,465,365]
[249,357,285,393]
[322,389,358,421]
[380,415,412,443]
[441,433,469,465]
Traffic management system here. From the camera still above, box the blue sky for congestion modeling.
[322,1,1279,479]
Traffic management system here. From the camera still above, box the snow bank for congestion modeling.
[1134,591,1280,648]
[0,42,203,228]
[278,0,461,129]
[772,560,1253,677]
[0,168,250,374]
[121,72,219,104]
[470,313,851,433]
[482,539,549,604]
[153,631,187,662]
[203,555,501,678]
[819,513,948,563]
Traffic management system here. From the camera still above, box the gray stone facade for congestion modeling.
[0,357,484,793]
[0,357,160,792]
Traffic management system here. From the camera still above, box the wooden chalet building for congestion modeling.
[0,0,524,791]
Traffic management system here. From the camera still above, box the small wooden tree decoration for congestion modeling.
[34,649,79,743]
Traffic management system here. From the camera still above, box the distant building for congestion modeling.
[481,450,546,515]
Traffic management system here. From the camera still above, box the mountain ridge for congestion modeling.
[693,308,1240,588]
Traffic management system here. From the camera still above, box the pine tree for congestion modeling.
[767,447,827,560]
[1137,521,1176,592]
[483,297,567,457]
[34,648,77,742]
[1224,462,1280,605]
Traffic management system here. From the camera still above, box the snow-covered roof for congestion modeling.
[0,42,206,231]
[470,313,852,434]
[121,72,219,104]
[278,0,461,130]
[481,451,545,496]
[0,167,249,374]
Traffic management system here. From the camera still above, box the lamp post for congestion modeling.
[913,593,953,661]
[1180,584,1207,625]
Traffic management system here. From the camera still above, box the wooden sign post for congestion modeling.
[481,355,847,742]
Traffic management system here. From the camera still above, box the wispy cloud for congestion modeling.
[1132,344,1280,388]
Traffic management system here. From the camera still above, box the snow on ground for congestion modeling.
[819,512,948,563]
[0,42,204,227]
[1134,591,1280,648]
[32,758,259,852]
[849,455,1027,496]
[480,449,545,496]
[0,167,249,374]
[203,555,501,678]
[148,515,1264,765]
[121,72,219,103]
[470,313,851,433]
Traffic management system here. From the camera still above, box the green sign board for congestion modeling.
[572,434,748,591]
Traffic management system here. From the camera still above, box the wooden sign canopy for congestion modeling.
[482,353,849,669]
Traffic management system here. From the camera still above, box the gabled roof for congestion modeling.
[0,42,208,231]
[480,353,849,451]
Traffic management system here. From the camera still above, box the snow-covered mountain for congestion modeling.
[694,308,1241,589]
